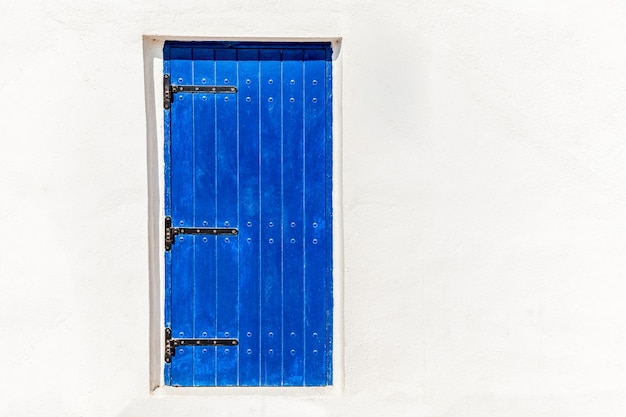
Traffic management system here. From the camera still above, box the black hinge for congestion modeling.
[163,74,237,109]
[165,216,238,251]
[165,328,239,363]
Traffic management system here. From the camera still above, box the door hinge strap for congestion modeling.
[164,74,237,109]
[165,216,238,251]
[165,328,239,363]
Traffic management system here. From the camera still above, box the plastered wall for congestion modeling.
[2,1,626,416]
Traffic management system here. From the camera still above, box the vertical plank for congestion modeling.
[237,48,262,386]
[163,44,173,385]
[303,49,328,386]
[323,47,334,385]
[169,46,194,386]
[215,48,240,386]
[281,49,305,386]
[259,48,283,386]
[192,48,217,386]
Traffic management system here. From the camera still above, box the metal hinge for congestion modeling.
[165,328,239,363]
[165,216,238,251]
[163,74,238,109]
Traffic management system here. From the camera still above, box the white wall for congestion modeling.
[2,1,626,416]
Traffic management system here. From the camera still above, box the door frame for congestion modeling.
[144,36,344,393]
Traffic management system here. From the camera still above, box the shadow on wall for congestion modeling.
[142,36,163,392]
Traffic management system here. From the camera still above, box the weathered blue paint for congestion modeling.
[164,41,333,387]
[191,47,217,385]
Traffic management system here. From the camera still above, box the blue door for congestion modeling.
[163,41,333,386]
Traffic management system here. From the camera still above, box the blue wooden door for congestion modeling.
[164,42,332,387]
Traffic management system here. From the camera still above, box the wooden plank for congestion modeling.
[303,49,328,386]
[281,48,306,386]
[324,47,334,385]
[237,48,262,386]
[191,47,217,386]
[215,48,239,386]
[163,44,173,385]
[169,46,194,386]
[259,48,283,386]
